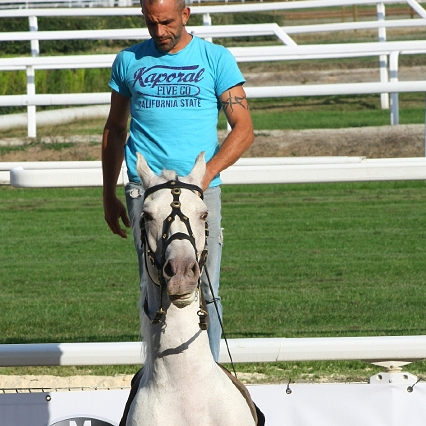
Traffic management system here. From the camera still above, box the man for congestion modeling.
[102,0,254,362]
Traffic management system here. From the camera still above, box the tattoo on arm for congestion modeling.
[221,91,249,113]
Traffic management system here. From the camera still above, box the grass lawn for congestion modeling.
[1,181,426,382]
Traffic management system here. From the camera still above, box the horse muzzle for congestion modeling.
[168,292,197,308]
[163,257,201,307]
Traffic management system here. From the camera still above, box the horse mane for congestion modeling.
[161,169,178,181]
[139,285,151,369]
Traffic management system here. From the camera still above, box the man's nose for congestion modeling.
[154,24,166,38]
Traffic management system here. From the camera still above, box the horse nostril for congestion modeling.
[163,260,175,278]
[190,262,200,278]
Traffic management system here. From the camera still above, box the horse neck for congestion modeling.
[142,279,213,375]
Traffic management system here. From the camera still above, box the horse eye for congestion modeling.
[200,212,208,220]
[143,211,153,221]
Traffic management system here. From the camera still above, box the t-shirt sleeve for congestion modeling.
[108,51,132,98]
[214,47,246,97]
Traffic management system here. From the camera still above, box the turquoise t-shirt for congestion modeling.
[108,36,245,186]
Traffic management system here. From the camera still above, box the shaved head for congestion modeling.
[141,0,185,12]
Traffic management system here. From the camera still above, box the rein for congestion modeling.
[140,179,209,329]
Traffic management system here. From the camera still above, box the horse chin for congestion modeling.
[168,291,196,308]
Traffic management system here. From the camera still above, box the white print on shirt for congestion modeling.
[133,64,205,109]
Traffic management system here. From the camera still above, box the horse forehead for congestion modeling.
[179,189,206,210]
[145,187,206,215]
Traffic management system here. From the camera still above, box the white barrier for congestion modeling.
[0,0,118,8]
[7,156,426,187]
[0,160,104,184]
[2,0,425,17]
[2,383,426,426]
[2,81,426,107]
[1,335,426,366]
[2,39,425,70]
[0,156,361,184]
[0,22,297,45]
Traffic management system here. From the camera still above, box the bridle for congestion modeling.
[140,179,209,330]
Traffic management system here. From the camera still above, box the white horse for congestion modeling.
[126,152,258,426]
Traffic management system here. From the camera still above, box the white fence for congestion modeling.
[0,0,122,8]
[1,0,426,136]
[1,336,426,367]
[3,155,426,187]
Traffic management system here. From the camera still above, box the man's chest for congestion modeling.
[127,63,215,101]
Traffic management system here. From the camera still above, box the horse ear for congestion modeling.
[185,152,206,186]
[136,152,155,190]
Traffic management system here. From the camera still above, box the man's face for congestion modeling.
[142,0,190,53]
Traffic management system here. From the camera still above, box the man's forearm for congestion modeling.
[203,84,254,189]
[204,122,254,189]
[102,126,127,198]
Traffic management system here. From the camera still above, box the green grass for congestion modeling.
[1,181,426,382]
[220,181,426,339]
[0,187,140,344]
[217,95,425,130]
[248,107,422,130]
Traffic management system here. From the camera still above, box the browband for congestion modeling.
[143,179,204,200]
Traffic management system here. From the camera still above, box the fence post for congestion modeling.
[202,12,213,43]
[389,51,400,125]
[27,15,39,138]
[26,66,37,138]
[353,5,358,21]
[376,2,389,110]
[424,94,426,156]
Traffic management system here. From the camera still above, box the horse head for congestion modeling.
[136,152,208,309]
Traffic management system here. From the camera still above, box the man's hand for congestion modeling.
[103,195,132,239]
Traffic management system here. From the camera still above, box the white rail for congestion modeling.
[0,0,118,8]
[2,19,426,43]
[2,38,425,70]
[6,156,426,187]
[0,156,363,184]
[1,81,425,107]
[1,0,425,17]
[1,335,426,366]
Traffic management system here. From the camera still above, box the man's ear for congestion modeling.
[182,6,190,25]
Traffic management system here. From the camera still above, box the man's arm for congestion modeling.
[102,90,132,238]
[203,84,254,190]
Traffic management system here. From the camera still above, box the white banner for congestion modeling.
[1,383,426,426]
[0,390,128,426]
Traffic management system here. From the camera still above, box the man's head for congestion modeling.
[141,0,191,53]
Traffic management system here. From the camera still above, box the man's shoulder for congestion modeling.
[193,36,227,54]
[190,37,235,64]
[116,41,152,60]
